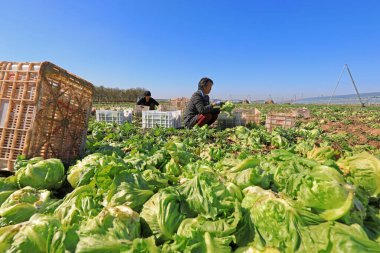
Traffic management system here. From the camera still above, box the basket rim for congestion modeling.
[0,61,95,92]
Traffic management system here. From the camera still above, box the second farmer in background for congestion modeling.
[137,90,159,110]
[184,77,223,128]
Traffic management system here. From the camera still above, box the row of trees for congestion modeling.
[93,86,146,103]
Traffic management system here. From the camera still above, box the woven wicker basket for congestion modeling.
[265,113,296,132]
[0,61,94,171]
[234,108,261,125]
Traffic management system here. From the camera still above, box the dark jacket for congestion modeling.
[184,90,213,128]
[137,97,159,110]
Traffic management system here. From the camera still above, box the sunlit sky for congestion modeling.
[1,0,379,100]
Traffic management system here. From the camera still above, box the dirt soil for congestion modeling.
[320,119,380,149]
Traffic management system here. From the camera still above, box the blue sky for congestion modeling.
[1,0,379,100]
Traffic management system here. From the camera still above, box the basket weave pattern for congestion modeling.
[0,62,94,171]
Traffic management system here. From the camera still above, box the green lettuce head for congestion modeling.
[164,158,182,177]
[179,171,236,219]
[271,151,318,191]
[242,186,323,252]
[0,176,18,206]
[307,146,339,163]
[75,235,130,253]
[68,153,129,190]
[3,214,66,253]
[285,165,355,221]
[104,171,154,212]
[337,152,380,197]
[67,153,104,188]
[79,205,140,240]
[140,187,186,242]
[228,167,271,190]
[0,187,58,226]
[300,221,380,253]
[16,158,65,190]
[76,235,159,253]
[0,223,23,252]
[176,201,241,239]
[142,168,170,191]
[54,185,102,227]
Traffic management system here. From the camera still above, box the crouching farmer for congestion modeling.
[137,90,159,110]
[184,77,223,128]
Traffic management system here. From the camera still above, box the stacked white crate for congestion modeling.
[96,109,133,124]
[142,110,182,128]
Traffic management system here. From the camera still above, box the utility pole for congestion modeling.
[329,64,365,107]
[346,65,365,107]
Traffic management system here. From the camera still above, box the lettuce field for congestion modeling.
[0,104,379,253]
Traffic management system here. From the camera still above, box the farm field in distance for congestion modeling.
[93,102,380,153]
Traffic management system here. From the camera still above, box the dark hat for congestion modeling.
[144,90,151,96]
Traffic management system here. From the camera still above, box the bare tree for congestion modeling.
[94,86,146,103]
